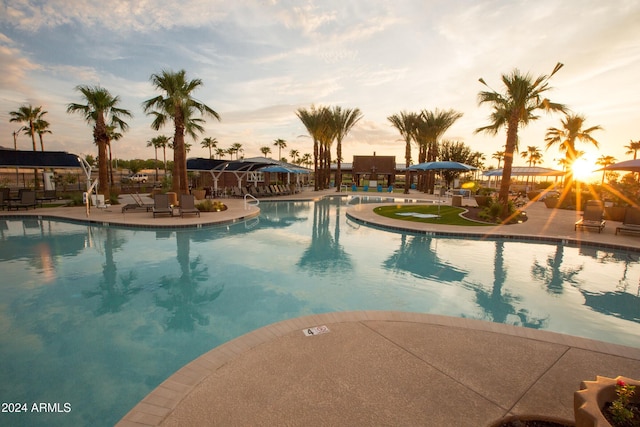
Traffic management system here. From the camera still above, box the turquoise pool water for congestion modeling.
[1,197,639,426]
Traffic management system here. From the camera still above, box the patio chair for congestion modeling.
[152,193,173,218]
[179,194,200,217]
[0,189,7,210]
[8,190,37,210]
[615,207,640,236]
[122,192,154,213]
[575,200,605,233]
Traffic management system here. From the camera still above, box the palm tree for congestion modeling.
[289,149,300,164]
[214,147,226,159]
[388,111,418,194]
[595,155,617,185]
[260,146,271,157]
[544,113,602,186]
[105,125,122,185]
[297,105,332,191]
[34,116,52,151]
[476,63,566,218]
[330,106,362,192]
[201,137,218,159]
[142,69,220,194]
[273,138,287,161]
[624,140,640,160]
[9,104,48,188]
[230,143,243,160]
[418,108,463,192]
[67,86,132,195]
[148,135,170,181]
[520,145,543,190]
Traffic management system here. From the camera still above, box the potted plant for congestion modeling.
[544,193,560,208]
[192,188,206,200]
[475,187,494,208]
[574,376,640,426]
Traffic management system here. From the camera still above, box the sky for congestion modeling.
[1,0,639,175]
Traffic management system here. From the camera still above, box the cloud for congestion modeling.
[0,33,40,94]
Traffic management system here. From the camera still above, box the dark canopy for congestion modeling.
[0,148,83,168]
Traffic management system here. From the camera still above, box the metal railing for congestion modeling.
[244,193,259,210]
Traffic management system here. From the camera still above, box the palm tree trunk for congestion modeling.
[404,138,411,194]
[499,117,519,218]
[335,139,342,192]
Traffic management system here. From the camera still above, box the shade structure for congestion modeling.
[409,161,478,172]
[483,166,564,177]
[259,165,310,174]
[602,159,640,173]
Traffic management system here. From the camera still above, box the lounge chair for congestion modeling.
[0,189,7,210]
[616,207,640,236]
[575,200,605,233]
[179,194,200,217]
[122,192,154,213]
[37,190,57,207]
[152,193,173,218]
[8,190,37,210]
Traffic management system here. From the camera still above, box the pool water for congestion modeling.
[1,197,639,426]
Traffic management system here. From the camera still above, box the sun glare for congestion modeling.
[572,158,596,181]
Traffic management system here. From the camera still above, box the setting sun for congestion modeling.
[572,158,596,181]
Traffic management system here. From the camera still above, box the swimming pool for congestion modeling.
[1,197,639,426]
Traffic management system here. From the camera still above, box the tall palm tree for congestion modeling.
[595,155,617,185]
[492,151,506,168]
[105,125,123,185]
[273,138,287,161]
[418,108,463,192]
[214,147,226,159]
[544,113,601,186]
[330,106,362,192]
[476,63,566,218]
[201,136,218,159]
[289,149,300,164]
[147,135,170,181]
[624,140,640,160]
[260,146,271,157]
[230,143,243,160]
[297,105,332,191]
[33,116,52,151]
[67,86,132,195]
[142,69,220,194]
[388,111,418,194]
[520,145,543,189]
[9,104,48,188]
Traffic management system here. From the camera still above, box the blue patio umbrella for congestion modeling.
[408,161,478,217]
[409,161,478,172]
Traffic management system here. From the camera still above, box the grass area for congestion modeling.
[373,205,491,226]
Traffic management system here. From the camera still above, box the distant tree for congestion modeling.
[624,140,640,160]
[289,149,300,164]
[260,146,272,157]
[230,143,243,159]
[9,104,48,188]
[476,63,566,218]
[544,113,601,187]
[388,111,418,194]
[439,140,476,187]
[106,125,123,185]
[328,106,362,191]
[143,69,220,193]
[34,115,52,151]
[273,138,287,160]
[595,155,617,185]
[67,86,132,195]
[214,147,226,159]
[201,137,218,159]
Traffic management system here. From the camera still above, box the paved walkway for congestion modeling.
[3,190,640,426]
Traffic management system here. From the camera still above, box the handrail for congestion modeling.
[244,193,259,210]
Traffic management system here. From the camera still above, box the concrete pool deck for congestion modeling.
[3,189,640,426]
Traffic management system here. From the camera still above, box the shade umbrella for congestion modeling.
[602,159,640,173]
[408,161,478,216]
[409,161,478,172]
